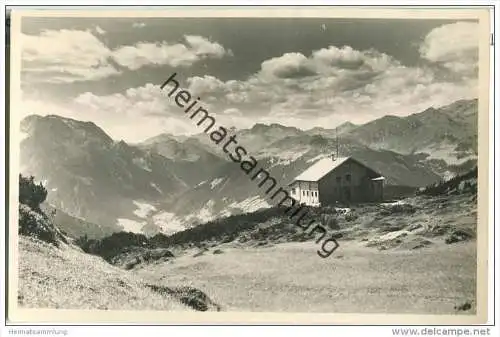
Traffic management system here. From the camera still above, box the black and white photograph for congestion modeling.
[6,7,491,324]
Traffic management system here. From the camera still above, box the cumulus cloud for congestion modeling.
[21,29,232,83]
[185,35,232,58]
[176,42,476,129]
[21,29,120,83]
[312,45,364,67]
[94,26,106,35]
[112,35,232,70]
[259,52,317,79]
[181,45,406,109]
[69,83,200,141]
[187,75,227,96]
[75,83,177,117]
[221,108,242,116]
[419,21,479,76]
[25,51,477,141]
[256,46,395,81]
[312,46,394,73]
[23,24,480,140]
[20,97,75,121]
[132,22,146,28]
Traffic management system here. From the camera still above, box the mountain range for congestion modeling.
[19,98,478,237]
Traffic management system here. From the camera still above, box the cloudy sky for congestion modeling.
[19,16,479,142]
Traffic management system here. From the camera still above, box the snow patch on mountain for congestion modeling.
[191,200,217,222]
[420,143,476,165]
[150,183,163,194]
[228,196,271,213]
[218,209,233,218]
[210,178,224,189]
[152,211,186,234]
[264,148,309,160]
[117,218,145,234]
[267,149,310,167]
[441,171,457,181]
[132,157,152,172]
[132,201,157,218]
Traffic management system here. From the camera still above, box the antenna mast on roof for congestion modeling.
[331,126,339,161]
[336,126,339,159]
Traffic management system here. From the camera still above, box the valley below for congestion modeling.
[18,99,478,236]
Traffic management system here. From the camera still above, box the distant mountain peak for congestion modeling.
[22,114,114,144]
[142,133,177,145]
[338,121,357,127]
[412,98,478,120]
[250,122,300,133]
[378,115,402,121]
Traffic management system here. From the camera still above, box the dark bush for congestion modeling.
[146,285,221,311]
[417,167,478,196]
[445,229,474,244]
[454,301,473,312]
[155,206,286,247]
[380,203,416,216]
[19,174,47,212]
[18,204,59,246]
[320,214,340,230]
[75,234,91,248]
[18,174,67,246]
[345,212,358,222]
[76,231,152,262]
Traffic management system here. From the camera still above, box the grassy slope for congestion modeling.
[137,241,476,314]
[135,193,477,314]
[18,236,190,310]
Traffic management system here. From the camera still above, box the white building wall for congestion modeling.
[290,180,320,206]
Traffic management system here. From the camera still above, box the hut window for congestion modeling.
[346,174,351,182]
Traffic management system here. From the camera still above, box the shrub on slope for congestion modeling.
[417,167,477,196]
[76,231,174,268]
[18,174,67,246]
[19,174,47,211]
